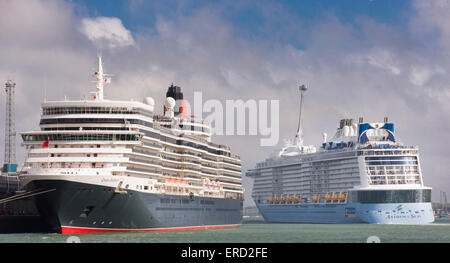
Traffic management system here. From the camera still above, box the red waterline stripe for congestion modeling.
[61,224,240,234]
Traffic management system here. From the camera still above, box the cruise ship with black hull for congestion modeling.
[19,56,243,234]
[246,85,434,224]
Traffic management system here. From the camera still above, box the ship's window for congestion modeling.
[144,186,149,190]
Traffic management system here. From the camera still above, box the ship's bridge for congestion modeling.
[41,99,154,117]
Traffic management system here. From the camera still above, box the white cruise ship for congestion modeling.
[19,56,243,234]
[246,85,434,224]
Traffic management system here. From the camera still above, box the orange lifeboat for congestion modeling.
[332,193,340,201]
[275,196,281,203]
[281,196,287,204]
[325,194,332,201]
[295,195,301,203]
[268,196,274,204]
[312,195,319,203]
[339,193,347,201]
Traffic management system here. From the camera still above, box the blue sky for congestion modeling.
[73,0,413,48]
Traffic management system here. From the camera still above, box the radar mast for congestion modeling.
[92,55,111,100]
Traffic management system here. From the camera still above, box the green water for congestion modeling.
[1,219,449,243]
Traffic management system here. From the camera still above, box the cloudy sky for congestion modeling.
[1,0,450,206]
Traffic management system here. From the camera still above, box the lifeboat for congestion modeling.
[165,178,173,183]
[332,193,340,201]
[275,196,281,203]
[268,196,274,204]
[281,196,287,203]
[295,195,301,203]
[312,195,319,203]
[339,193,347,201]
[325,194,332,201]
[289,195,294,203]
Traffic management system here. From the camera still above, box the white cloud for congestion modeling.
[408,65,445,86]
[80,16,136,49]
[411,0,450,53]
[345,48,401,75]
[367,50,401,75]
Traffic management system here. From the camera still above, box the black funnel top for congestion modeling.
[166,83,183,100]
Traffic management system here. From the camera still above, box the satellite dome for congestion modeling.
[165,97,176,109]
[144,97,155,106]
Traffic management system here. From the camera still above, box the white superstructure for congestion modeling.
[20,56,243,201]
[248,117,426,205]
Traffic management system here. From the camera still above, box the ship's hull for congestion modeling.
[25,179,243,234]
[256,202,434,224]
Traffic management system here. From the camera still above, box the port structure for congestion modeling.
[3,80,17,173]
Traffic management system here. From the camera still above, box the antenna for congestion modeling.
[3,80,18,173]
[294,84,308,147]
[93,55,111,100]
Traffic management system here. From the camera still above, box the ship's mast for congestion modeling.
[294,84,307,147]
[93,55,111,100]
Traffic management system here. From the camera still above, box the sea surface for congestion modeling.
[0,218,449,243]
